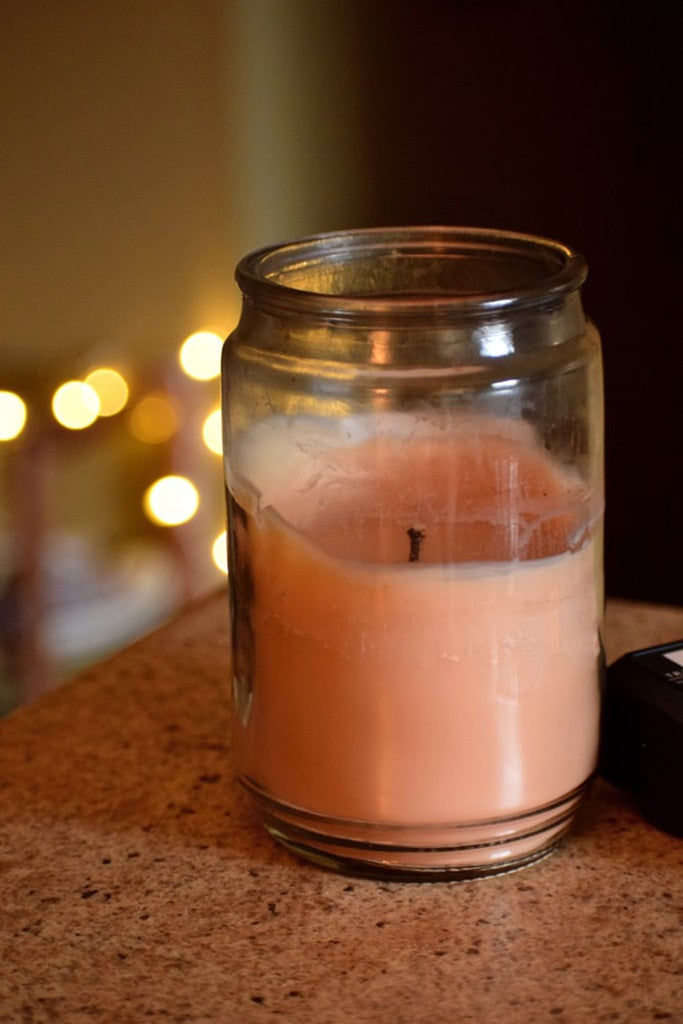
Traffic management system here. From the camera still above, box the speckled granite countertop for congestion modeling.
[1,596,682,1024]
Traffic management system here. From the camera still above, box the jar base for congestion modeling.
[241,776,592,881]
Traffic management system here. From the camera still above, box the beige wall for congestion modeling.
[1,0,367,392]
[2,1,232,389]
[225,0,367,248]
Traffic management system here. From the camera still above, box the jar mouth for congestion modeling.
[235,226,587,322]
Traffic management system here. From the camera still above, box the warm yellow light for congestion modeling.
[212,531,228,574]
[0,391,27,441]
[128,393,179,444]
[178,331,223,381]
[0,389,27,442]
[143,475,199,526]
[52,381,100,430]
[85,367,129,416]
[202,408,223,455]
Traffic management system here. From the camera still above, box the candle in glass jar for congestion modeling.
[228,412,601,829]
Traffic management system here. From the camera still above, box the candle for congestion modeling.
[227,411,602,869]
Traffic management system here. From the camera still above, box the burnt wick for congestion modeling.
[407,527,426,563]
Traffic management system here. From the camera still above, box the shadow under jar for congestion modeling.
[222,226,604,880]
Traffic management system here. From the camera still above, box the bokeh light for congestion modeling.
[128,393,179,444]
[51,381,100,430]
[85,367,129,417]
[178,331,223,381]
[0,390,27,441]
[212,531,228,574]
[202,408,223,455]
[143,475,199,526]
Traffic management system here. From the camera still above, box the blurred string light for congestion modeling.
[85,367,129,417]
[51,380,100,430]
[143,474,199,527]
[4,329,232,580]
[128,392,179,444]
[212,531,228,574]
[202,408,222,455]
[178,330,223,381]
[0,390,28,441]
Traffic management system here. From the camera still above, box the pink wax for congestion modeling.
[229,413,602,829]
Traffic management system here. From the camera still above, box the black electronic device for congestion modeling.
[600,639,683,837]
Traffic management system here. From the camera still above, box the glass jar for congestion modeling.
[222,226,604,880]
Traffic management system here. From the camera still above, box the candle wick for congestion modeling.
[407,527,426,563]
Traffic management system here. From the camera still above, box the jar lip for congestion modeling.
[235,226,587,321]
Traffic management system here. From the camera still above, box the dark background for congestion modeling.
[348,0,681,603]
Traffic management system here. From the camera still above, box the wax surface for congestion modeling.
[229,413,602,825]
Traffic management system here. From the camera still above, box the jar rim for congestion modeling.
[235,226,587,322]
